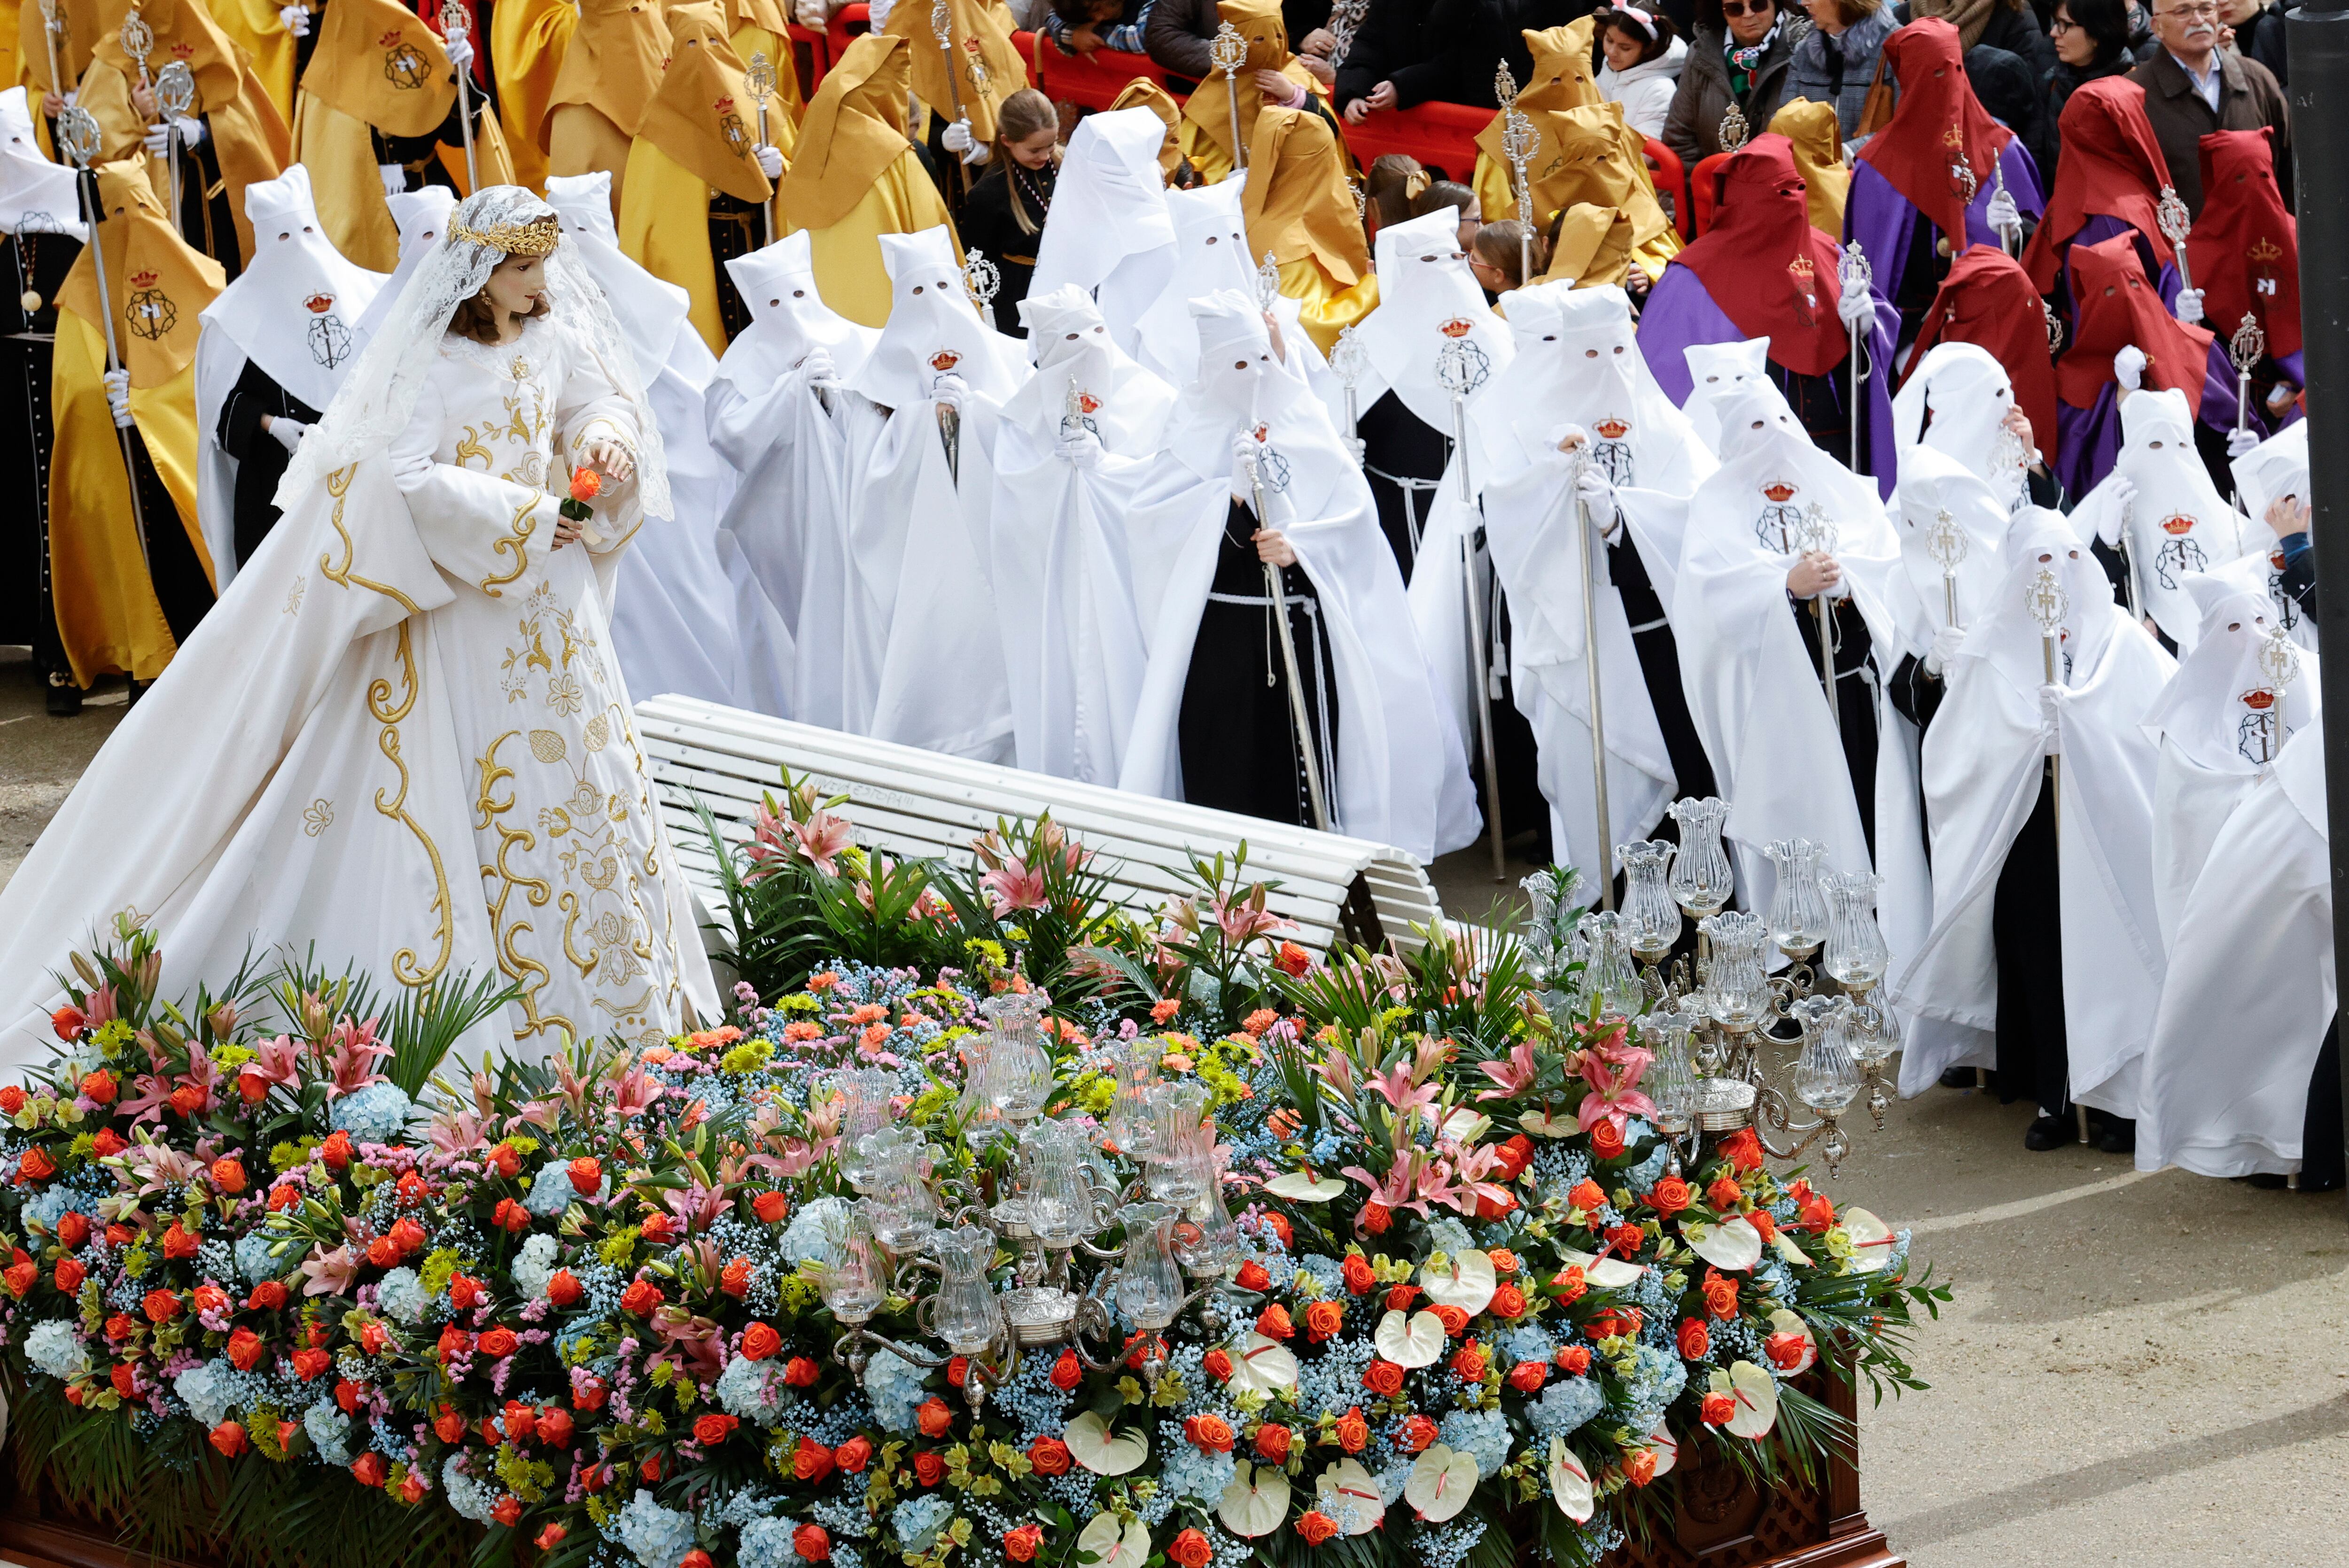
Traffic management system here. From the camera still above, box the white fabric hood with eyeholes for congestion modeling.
[2209,416,2319,649]
[1352,206,1514,431]
[0,85,84,239]
[1890,342,2029,515]
[718,227,881,392]
[2069,386,2257,654]
[848,225,1027,408]
[1891,507,2176,1107]
[1001,283,1175,456]
[1129,174,1260,387]
[545,173,695,391]
[1680,336,1769,454]
[198,164,387,414]
[356,187,458,342]
[1028,106,1176,333]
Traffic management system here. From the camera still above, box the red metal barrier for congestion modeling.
[1643,136,1689,239]
[1335,100,1485,183]
[1688,151,1731,237]
[1018,31,1169,110]
[825,2,869,76]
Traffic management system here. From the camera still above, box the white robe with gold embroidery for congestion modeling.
[0,313,719,1070]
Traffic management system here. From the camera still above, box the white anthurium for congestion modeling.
[1063,1410,1150,1475]
[1843,1208,1896,1273]
[1773,1232,1812,1266]
[1372,1307,1447,1368]
[1419,1247,1497,1315]
[1520,1109,1575,1138]
[1765,1309,1819,1375]
[1681,1215,1764,1273]
[1075,1511,1152,1568]
[1264,1169,1349,1201]
[1315,1459,1385,1535]
[1404,1443,1479,1522]
[1439,1106,1491,1144]
[1556,1246,1645,1289]
[1645,1425,1678,1478]
[1217,1459,1291,1537]
[1546,1436,1595,1522]
[1227,1331,1301,1394]
[1713,1360,1780,1439]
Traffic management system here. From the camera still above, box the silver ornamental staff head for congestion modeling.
[55,103,101,169]
[442,0,472,46]
[1501,105,1536,170]
[745,50,775,104]
[1210,19,1248,76]
[1836,240,1872,293]
[2043,297,2064,356]
[2259,619,2300,691]
[119,9,154,67]
[961,247,1001,309]
[1493,60,1519,110]
[1718,101,1749,152]
[38,0,60,34]
[1951,147,1979,205]
[1797,500,1838,557]
[1329,323,1366,389]
[2025,563,2069,636]
[155,59,196,120]
[2230,310,2267,374]
[1927,507,1968,575]
[1255,248,1279,310]
[932,0,954,47]
[2156,184,2192,248]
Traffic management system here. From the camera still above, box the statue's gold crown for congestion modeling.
[448,212,561,258]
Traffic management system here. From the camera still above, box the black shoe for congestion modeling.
[1938,1066,1977,1090]
[45,679,82,716]
[2024,1114,2072,1150]
[2095,1117,2136,1155]
[2246,1172,2291,1189]
[124,679,146,707]
[2301,1173,2345,1194]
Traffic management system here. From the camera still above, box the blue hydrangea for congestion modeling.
[1499,1324,1555,1366]
[329,1082,413,1144]
[1373,1461,1413,1507]
[24,1183,105,1235]
[738,1515,802,1568]
[175,1360,233,1428]
[779,1197,848,1266]
[1156,1424,1237,1502]
[611,1490,697,1568]
[26,1320,89,1381]
[377,1266,428,1324]
[304,1400,352,1465]
[1425,1218,1475,1256]
[890,1496,952,1549]
[1437,1409,1510,1477]
[1295,1255,1345,1296]
[525,1158,600,1217]
[862,1348,929,1434]
[717,1354,789,1426]
[1526,1377,1604,1437]
[510,1233,561,1299]
[234,1234,284,1286]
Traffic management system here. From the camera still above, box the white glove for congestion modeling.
[267,415,308,455]
[1056,427,1105,470]
[2172,286,2204,326]
[2113,344,2147,392]
[754,143,784,179]
[1836,283,1876,335]
[793,0,828,26]
[1923,622,1964,678]
[444,35,475,76]
[103,368,131,428]
[278,3,310,37]
[2224,425,2260,459]
[1985,186,2022,240]
[942,117,989,165]
[930,369,967,415]
[797,346,838,386]
[378,163,408,198]
[142,116,202,157]
[2038,683,2064,755]
[2109,475,2137,514]
[1574,462,1618,535]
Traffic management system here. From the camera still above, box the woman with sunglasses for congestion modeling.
[1661,0,1808,168]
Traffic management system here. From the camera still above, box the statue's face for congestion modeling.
[481,252,545,320]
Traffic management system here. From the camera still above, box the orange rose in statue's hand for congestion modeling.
[568,466,602,504]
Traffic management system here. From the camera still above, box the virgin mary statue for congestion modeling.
[0,187,722,1071]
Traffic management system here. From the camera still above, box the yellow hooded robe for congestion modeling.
[546,0,668,214]
[1178,0,1320,186]
[1769,96,1850,239]
[492,0,578,191]
[1473,18,1596,223]
[1109,76,1183,179]
[881,0,1023,144]
[1242,102,1372,353]
[1535,200,1636,288]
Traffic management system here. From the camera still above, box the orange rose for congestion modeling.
[1588,1119,1626,1159]
[1700,1390,1735,1425]
[1396,1415,1438,1453]
[1256,1303,1295,1340]
[1361,1202,1392,1235]
[754,1190,791,1224]
[209,1420,247,1458]
[1701,1268,1739,1321]
[914,1452,945,1486]
[1719,1127,1764,1172]
[1431,1304,1469,1335]
[1253,1423,1293,1465]
[1507,1359,1547,1392]
[1304,1300,1345,1342]
[1333,1407,1369,1453]
[916,1398,953,1439]
[1029,1436,1072,1476]
[792,1437,835,1483]
[1488,1283,1526,1320]
[350,1452,388,1488]
[1297,1512,1339,1546]
[1705,1175,1744,1211]
[793,1524,830,1562]
[1552,1265,1587,1304]
[568,467,603,504]
[1050,1348,1082,1389]
[1341,1255,1376,1295]
[1487,1249,1519,1275]
[1003,1525,1043,1563]
[1362,1359,1405,1397]
[1647,1175,1691,1216]
[1236,1260,1272,1292]
[740,1322,782,1362]
[1202,1348,1235,1382]
[1748,1208,1778,1242]
[1765,1331,1810,1371]
[694,1413,739,1447]
[1167,1530,1212,1568]
[1384,1284,1419,1312]
[1451,1343,1488,1382]
[1622,1448,1657,1487]
[1677,1319,1711,1359]
[785,1356,820,1387]
[1184,1414,1235,1453]
[226,1327,265,1371]
[1566,1179,1606,1215]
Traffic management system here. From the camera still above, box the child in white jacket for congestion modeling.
[1595,2,1686,143]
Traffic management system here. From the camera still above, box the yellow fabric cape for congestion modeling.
[1769,96,1850,240]
[880,0,1024,143]
[548,0,669,142]
[1180,0,1310,174]
[206,0,294,123]
[1109,76,1183,177]
[298,0,455,137]
[1242,103,1366,287]
[493,0,578,190]
[635,0,771,203]
[1536,200,1635,287]
[1473,16,1599,220]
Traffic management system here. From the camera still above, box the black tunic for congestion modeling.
[0,225,83,691]
[1177,499,1339,828]
[154,124,242,282]
[1787,591,1879,859]
[216,356,322,566]
[955,159,1053,338]
[1356,390,1445,580]
[1613,530,1716,805]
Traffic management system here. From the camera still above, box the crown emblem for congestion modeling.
[714,95,735,113]
[1594,416,1630,440]
[1762,480,1798,503]
[1078,393,1100,414]
[2241,688,2277,711]
[304,293,334,313]
[1941,124,1965,147]
[130,268,159,288]
[170,41,192,57]
[379,28,403,45]
[1789,255,1815,279]
[2249,237,2284,264]
[2161,514,2195,536]
[927,350,961,372]
[1440,317,1473,339]
[2271,547,2289,570]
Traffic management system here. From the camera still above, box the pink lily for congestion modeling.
[301,1243,360,1297]
[793,811,856,875]
[983,858,1049,916]
[1576,1035,1656,1137]
[1342,1149,1439,1218]
[1365,1061,1440,1120]
[1475,1040,1540,1102]
[239,1034,304,1100]
[1211,887,1294,947]
[319,1017,390,1099]
[1439,1141,1514,1215]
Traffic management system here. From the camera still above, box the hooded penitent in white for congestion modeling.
[546,172,794,719]
[0,86,85,239]
[1680,336,1768,454]
[1884,345,2028,662]
[710,229,889,732]
[1128,175,1259,388]
[987,284,1178,784]
[1119,290,1476,861]
[1473,281,1715,884]
[356,187,458,343]
[847,226,1025,760]
[1670,380,1929,958]
[2215,418,2316,651]
[1028,107,1175,340]
[2071,386,2256,653]
[2135,716,2332,1178]
[195,164,386,590]
[1890,511,2176,1110]
[2139,576,2318,952]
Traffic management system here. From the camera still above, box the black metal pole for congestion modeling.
[2285,3,2349,1214]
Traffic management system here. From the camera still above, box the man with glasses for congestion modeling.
[2127,0,2289,217]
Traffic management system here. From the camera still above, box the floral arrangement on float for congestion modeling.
[0,775,1947,1568]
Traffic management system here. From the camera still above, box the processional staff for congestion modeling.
[933,0,972,198]
[2022,559,2085,1142]
[1569,435,1615,910]
[1836,241,1872,475]
[1927,507,1967,626]
[1798,502,1839,725]
[56,104,154,573]
[1242,432,1333,834]
[153,60,194,233]
[1438,334,1506,879]
[1210,22,1249,171]
[440,0,481,192]
[747,51,778,246]
[1495,62,1536,286]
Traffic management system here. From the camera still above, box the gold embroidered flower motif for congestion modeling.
[301,799,334,837]
[545,672,583,717]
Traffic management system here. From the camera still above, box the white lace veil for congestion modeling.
[272,185,671,519]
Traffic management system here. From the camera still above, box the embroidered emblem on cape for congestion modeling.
[2152,515,2206,590]
[124,270,175,340]
[1755,480,1803,551]
[1592,416,1634,485]
[304,293,354,368]
[2238,686,2283,764]
[381,31,431,90]
[927,349,962,373]
[715,96,752,160]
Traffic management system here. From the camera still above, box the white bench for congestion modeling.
[633,694,1449,955]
